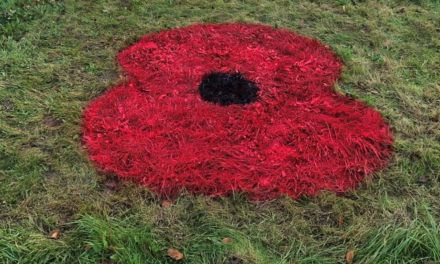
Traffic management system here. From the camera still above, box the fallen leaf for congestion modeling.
[346,249,355,264]
[167,248,184,261]
[49,229,61,239]
[222,237,233,244]
[338,215,344,226]
[161,200,173,208]
[396,7,405,13]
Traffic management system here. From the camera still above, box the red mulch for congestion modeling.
[83,23,393,200]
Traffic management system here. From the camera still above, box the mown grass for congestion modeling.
[1,0,439,263]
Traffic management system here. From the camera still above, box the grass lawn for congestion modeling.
[1,0,439,263]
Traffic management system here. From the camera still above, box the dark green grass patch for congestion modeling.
[357,207,440,263]
[0,0,64,43]
[1,0,440,263]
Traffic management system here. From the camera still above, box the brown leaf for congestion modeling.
[338,215,344,226]
[161,200,173,208]
[346,249,355,264]
[49,229,61,239]
[396,7,405,13]
[167,248,184,261]
[222,237,233,244]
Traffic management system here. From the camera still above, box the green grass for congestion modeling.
[1,0,440,263]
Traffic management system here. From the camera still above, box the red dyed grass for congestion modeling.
[83,23,393,200]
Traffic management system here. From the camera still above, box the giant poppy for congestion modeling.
[83,23,393,200]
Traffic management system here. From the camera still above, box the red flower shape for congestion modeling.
[83,23,393,200]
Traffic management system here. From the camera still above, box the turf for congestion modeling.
[0,0,439,263]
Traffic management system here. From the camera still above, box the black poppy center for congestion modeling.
[198,72,259,106]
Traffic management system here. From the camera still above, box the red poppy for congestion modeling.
[83,23,393,200]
